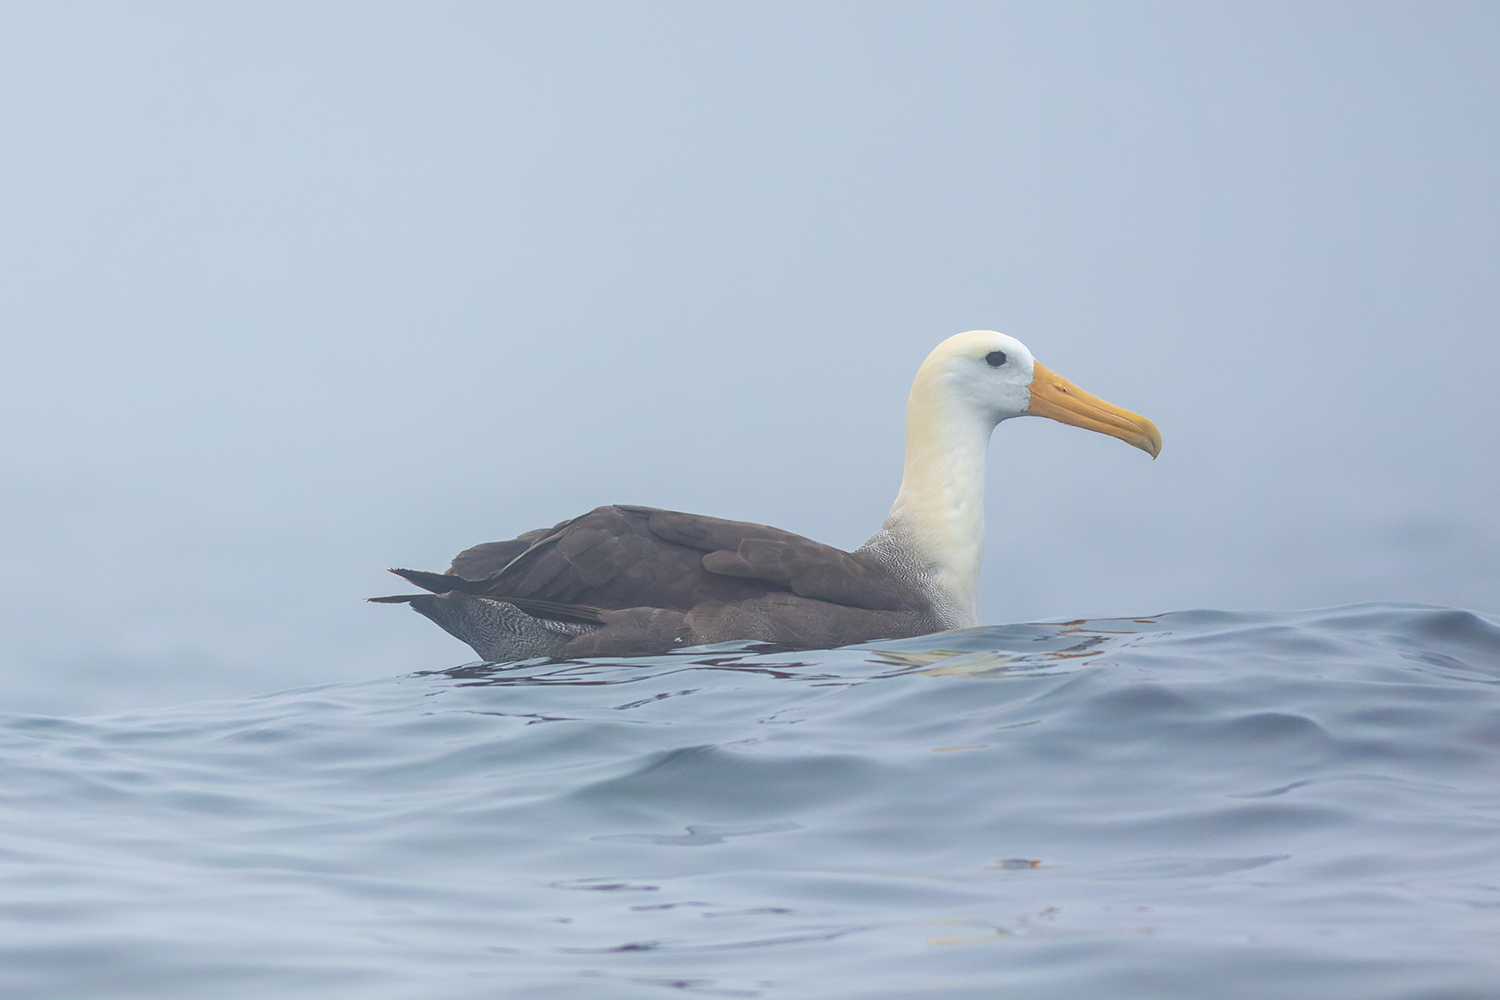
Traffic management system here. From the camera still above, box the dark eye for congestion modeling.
[985,351,1007,367]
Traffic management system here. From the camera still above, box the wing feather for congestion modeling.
[418,505,913,616]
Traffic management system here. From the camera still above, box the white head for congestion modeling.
[863,330,1160,629]
[910,329,1162,454]
[908,330,1039,430]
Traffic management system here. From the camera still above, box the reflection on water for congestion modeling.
[1,604,1498,999]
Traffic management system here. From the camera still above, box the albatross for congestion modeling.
[373,331,1161,661]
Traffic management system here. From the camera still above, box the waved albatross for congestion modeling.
[373,331,1161,661]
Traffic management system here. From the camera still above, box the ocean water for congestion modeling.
[2,604,1498,1000]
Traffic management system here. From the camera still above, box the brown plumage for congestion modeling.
[373,504,938,660]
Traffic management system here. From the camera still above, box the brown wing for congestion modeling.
[643,508,910,611]
[431,504,912,614]
[447,525,559,580]
[463,505,767,610]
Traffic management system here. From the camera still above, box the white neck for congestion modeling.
[858,368,995,628]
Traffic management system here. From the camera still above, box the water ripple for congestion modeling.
[0,603,1498,998]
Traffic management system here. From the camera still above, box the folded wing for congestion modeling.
[393,504,913,616]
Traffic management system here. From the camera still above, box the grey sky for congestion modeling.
[1,2,1496,713]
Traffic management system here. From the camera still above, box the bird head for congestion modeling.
[918,330,1161,458]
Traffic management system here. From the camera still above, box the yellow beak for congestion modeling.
[1025,361,1162,458]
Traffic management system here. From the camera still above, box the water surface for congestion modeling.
[2,603,1498,998]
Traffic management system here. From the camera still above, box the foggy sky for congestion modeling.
[1,2,1496,714]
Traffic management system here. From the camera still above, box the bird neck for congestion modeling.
[859,375,994,628]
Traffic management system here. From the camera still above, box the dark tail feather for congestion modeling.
[369,587,607,626]
[387,567,492,595]
[498,596,609,626]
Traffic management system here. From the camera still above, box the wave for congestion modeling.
[1,603,1497,999]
